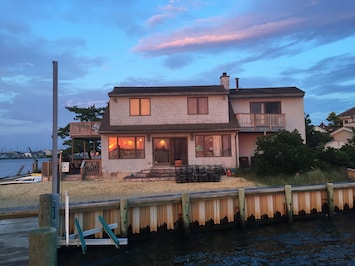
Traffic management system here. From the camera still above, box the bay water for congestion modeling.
[0,158,50,178]
[58,213,355,266]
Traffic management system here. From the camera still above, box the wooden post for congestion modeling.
[120,198,128,237]
[182,193,191,234]
[238,188,246,229]
[326,183,334,217]
[284,185,293,223]
[39,194,53,228]
[29,227,57,266]
[39,193,60,229]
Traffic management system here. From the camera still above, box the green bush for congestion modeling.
[254,130,315,176]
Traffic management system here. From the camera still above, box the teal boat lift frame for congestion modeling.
[57,191,128,254]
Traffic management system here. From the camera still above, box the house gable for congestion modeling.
[100,85,239,134]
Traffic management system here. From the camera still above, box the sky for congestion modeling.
[1,0,355,152]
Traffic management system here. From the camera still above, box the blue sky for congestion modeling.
[1,0,355,151]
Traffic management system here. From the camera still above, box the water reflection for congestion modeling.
[58,213,355,266]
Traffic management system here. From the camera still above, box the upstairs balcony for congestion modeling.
[70,122,101,139]
[235,113,286,132]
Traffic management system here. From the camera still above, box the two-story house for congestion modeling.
[95,72,305,177]
[339,107,355,128]
[324,107,355,149]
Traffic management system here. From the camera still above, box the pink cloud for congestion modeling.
[146,2,187,27]
[134,17,305,53]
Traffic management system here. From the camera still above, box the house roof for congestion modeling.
[99,103,240,134]
[229,87,305,99]
[339,107,355,117]
[330,126,354,137]
[108,85,229,97]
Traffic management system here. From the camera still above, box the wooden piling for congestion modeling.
[182,193,191,233]
[326,183,334,216]
[38,193,60,228]
[38,194,53,228]
[284,185,293,223]
[29,227,57,266]
[238,188,246,229]
[120,198,128,237]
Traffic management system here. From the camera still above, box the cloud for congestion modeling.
[146,2,187,27]
[133,1,355,56]
[0,91,17,103]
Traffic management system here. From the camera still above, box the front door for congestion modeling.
[171,138,188,165]
[153,137,188,165]
[153,138,170,164]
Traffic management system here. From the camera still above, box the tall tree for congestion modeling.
[326,111,342,127]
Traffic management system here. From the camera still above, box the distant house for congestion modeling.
[325,127,354,149]
[339,107,355,128]
[323,107,355,149]
[70,73,306,177]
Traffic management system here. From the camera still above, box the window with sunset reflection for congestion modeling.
[109,136,145,159]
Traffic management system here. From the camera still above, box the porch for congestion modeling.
[236,113,285,132]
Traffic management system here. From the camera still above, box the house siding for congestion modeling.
[109,95,229,126]
[231,96,305,141]
[282,98,305,141]
[101,132,236,175]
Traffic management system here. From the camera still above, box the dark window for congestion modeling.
[195,135,231,157]
[188,97,208,115]
[250,102,281,114]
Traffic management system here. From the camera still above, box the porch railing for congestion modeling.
[236,113,285,131]
[70,122,101,138]
[80,160,102,180]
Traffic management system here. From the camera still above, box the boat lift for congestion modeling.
[57,191,128,254]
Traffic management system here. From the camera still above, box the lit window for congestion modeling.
[109,136,145,159]
[130,98,151,116]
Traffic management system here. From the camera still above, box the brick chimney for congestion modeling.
[220,72,230,90]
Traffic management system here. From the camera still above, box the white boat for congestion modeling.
[0,173,42,185]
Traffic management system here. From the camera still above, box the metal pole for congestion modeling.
[51,61,60,230]
[52,61,59,194]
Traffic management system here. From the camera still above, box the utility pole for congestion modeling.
[52,61,59,194]
[51,61,59,229]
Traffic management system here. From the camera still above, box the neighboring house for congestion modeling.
[322,107,355,149]
[90,72,305,177]
[325,127,354,149]
[314,124,327,133]
[339,107,355,128]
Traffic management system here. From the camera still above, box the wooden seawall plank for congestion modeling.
[60,183,355,238]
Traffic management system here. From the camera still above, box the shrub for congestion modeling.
[254,130,315,176]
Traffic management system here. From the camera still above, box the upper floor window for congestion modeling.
[250,102,281,114]
[109,136,145,159]
[188,97,208,115]
[130,98,151,116]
